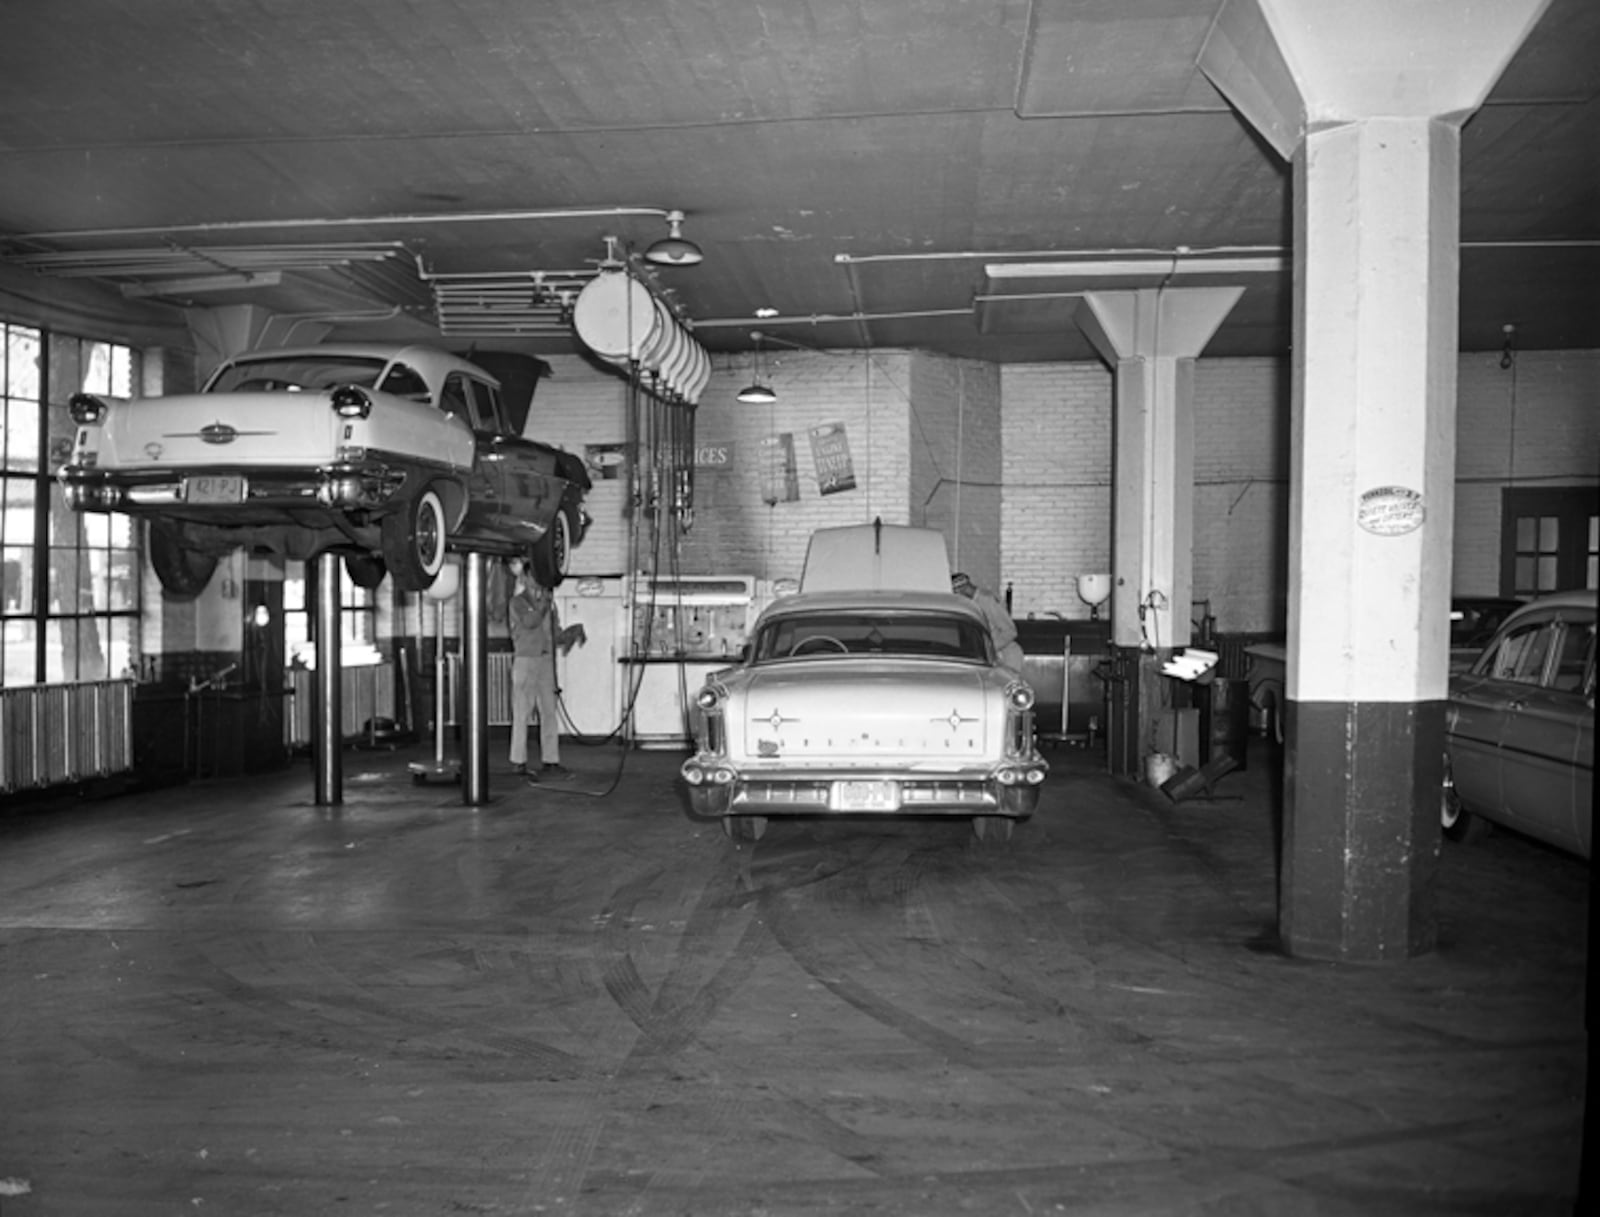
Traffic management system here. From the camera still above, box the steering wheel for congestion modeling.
[790,635,848,657]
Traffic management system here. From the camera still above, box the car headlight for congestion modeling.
[696,685,724,711]
[1006,681,1035,710]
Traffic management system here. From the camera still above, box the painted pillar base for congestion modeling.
[1281,699,1444,962]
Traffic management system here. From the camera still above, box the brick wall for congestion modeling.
[1454,349,1600,595]
[912,355,1002,588]
[999,363,1114,621]
[677,348,914,583]
[1191,358,1290,633]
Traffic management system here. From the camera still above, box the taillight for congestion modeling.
[69,393,107,425]
[331,385,372,419]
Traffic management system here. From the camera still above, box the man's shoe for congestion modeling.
[540,763,571,780]
[510,762,528,775]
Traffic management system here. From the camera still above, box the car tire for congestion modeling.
[344,553,387,590]
[381,486,447,592]
[722,816,768,842]
[1440,760,1490,844]
[148,520,219,599]
[529,504,575,589]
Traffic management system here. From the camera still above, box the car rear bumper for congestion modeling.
[60,460,414,516]
[682,762,1046,819]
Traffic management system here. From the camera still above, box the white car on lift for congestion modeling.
[59,343,590,596]
[682,521,1048,842]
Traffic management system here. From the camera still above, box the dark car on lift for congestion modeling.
[60,344,590,595]
[1442,589,1595,858]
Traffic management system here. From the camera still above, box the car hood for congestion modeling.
[723,659,1004,761]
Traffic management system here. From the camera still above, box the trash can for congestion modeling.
[1208,678,1251,770]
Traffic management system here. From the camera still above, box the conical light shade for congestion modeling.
[736,381,777,405]
[644,212,703,266]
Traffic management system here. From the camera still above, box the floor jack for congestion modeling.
[408,598,461,785]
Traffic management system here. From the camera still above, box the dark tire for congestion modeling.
[529,505,575,589]
[344,553,388,590]
[722,815,768,842]
[381,487,447,592]
[148,521,219,599]
[1441,760,1490,844]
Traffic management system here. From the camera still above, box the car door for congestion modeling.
[1495,612,1588,854]
[1452,617,1561,815]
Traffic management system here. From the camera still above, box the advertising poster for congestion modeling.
[761,433,801,505]
[808,421,857,496]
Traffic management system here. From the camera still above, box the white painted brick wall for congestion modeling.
[1000,363,1113,620]
[1454,349,1600,595]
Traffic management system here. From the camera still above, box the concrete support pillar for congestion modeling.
[1076,287,1242,771]
[1200,0,1551,960]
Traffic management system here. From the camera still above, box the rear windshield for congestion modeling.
[752,611,992,663]
[206,355,429,402]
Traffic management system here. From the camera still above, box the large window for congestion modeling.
[283,560,377,667]
[2,322,141,685]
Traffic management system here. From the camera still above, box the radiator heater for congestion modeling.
[0,679,134,794]
[284,663,397,748]
[443,653,514,727]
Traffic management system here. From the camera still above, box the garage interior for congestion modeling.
[0,1,1595,1213]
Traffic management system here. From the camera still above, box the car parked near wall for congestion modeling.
[1442,589,1595,859]
[681,522,1048,843]
[60,343,590,596]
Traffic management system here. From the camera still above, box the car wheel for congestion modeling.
[381,486,447,592]
[148,521,219,599]
[1440,760,1490,844]
[344,553,387,589]
[972,815,1014,843]
[529,505,575,588]
[722,816,768,842]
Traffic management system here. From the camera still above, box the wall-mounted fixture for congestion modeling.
[736,332,777,404]
[645,210,704,267]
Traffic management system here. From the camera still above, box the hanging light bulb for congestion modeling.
[736,331,776,404]
[644,210,704,266]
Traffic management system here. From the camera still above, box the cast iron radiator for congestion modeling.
[0,678,134,794]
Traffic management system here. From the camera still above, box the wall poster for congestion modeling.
[761,433,801,505]
[808,421,857,496]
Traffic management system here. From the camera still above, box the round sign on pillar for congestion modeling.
[1357,486,1425,536]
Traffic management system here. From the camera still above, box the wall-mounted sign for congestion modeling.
[809,421,857,496]
[761,433,800,505]
[1357,485,1425,536]
[694,441,735,471]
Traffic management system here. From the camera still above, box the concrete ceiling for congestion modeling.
[1,0,1595,363]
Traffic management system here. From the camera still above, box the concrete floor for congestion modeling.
[0,737,1587,1216]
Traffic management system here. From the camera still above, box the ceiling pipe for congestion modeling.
[691,307,973,330]
[13,206,681,244]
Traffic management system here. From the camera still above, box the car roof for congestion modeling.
[223,343,499,387]
[757,589,987,624]
[1498,588,1597,624]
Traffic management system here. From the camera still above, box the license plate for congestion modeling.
[186,475,245,504]
[835,780,897,811]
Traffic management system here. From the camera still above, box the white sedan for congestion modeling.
[682,583,1048,843]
